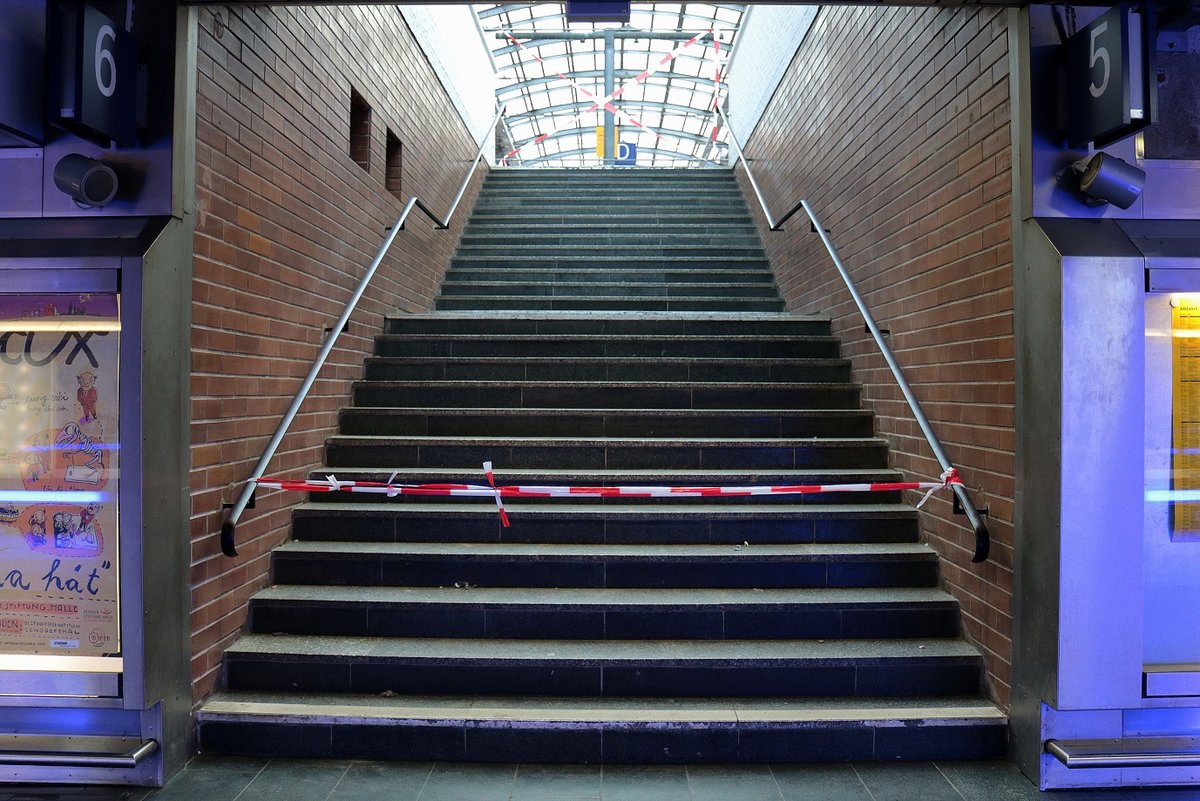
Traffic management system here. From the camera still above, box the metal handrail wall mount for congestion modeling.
[716,105,990,564]
[219,108,506,558]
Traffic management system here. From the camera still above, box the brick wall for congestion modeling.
[741,7,1015,707]
[190,6,482,700]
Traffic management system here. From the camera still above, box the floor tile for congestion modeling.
[510,764,601,800]
[769,763,873,801]
[327,762,433,801]
[236,759,352,801]
[934,761,1044,801]
[600,765,691,801]
[416,763,517,801]
[145,756,269,800]
[686,764,783,801]
[851,763,963,801]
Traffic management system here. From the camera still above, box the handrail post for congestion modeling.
[799,200,989,563]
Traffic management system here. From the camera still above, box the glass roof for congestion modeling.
[475,2,745,168]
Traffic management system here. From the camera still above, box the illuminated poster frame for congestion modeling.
[0,280,129,693]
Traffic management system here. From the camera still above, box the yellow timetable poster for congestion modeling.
[0,294,120,656]
[1173,297,1200,534]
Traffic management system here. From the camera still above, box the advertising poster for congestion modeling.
[1173,297,1200,537]
[0,294,120,656]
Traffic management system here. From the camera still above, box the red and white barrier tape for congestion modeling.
[502,28,713,164]
[503,33,660,140]
[254,466,963,529]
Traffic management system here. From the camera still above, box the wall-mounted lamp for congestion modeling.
[53,154,119,208]
[1072,152,1146,210]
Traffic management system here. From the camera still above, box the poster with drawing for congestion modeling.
[0,294,120,656]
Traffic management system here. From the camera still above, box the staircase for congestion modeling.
[196,169,1006,763]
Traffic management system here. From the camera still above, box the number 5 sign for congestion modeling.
[1066,4,1156,148]
[51,3,136,147]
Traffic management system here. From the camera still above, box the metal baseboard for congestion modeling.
[0,735,158,768]
[1046,737,1200,768]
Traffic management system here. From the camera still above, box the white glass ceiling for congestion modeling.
[475,2,745,168]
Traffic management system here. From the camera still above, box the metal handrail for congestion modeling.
[717,106,990,564]
[220,107,505,557]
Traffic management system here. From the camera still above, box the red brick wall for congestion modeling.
[189,6,482,700]
[741,7,1015,707]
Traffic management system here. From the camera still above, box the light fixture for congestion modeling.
[53,154,119,208]
[1073,152,1146,210]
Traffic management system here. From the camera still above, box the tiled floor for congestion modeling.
[5,760,1200,801]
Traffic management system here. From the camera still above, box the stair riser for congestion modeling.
[271,554,936,589]
[463,224,760,236]
[458,235,764,247]
[438,284,781,299]
[373,339,841,359]
[442,271,775,285]
[361,361,851,383]
[466,215,756,226]
[433,298,787,312]
[351,385,861,410]
[473,199,746,210]
[338,411,875,438]
[453,248,767,258]
[223,655,981,698]
[249,601,960,640]
[322,442,889,471]
[291,513,919,545]
[196,717,1007,763]
[383,318,831,337]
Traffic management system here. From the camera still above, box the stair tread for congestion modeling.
[353,380,857,389]
[225,633,980,662]
[198,691,1005,724]
[325,435,884,446]
[275,539,931,556]
[254,585,957,606]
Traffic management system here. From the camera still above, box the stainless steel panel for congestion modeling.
[0,672,119,698]
[0,150,44,216]
[1058,251,1146,710]
[1145,669,1200,698]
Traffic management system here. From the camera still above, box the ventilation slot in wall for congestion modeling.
[386,130,402,199]
[350,88,371,172]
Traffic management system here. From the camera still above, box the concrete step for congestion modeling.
[288,506,916,551]
[247,585,962,640]
[195,692,1008,762]
[457,234,765,247]
[373,334,840,359]
[220,634,984,698]
[361,357,851,384]
[462,223,760,236]
[350,380,861,411]
[437,282,781,300]
[381,312,829,337]
[433,296,788,312]
[322,434,889,471]
[336,408,874,438]
[440,269,776,285]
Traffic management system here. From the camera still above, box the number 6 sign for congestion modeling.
[51,3,136,147]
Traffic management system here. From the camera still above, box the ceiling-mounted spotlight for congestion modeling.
[1073,152,1145,210]
[53,154,119,208]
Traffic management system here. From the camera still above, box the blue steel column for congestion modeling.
[604,30,615,166]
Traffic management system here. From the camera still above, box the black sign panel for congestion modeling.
[50,3,136,147]
[1066,4,1157,148]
